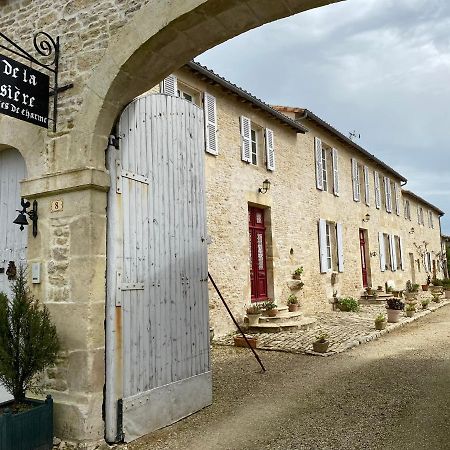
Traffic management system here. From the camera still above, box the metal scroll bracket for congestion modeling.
[0,31,73,132]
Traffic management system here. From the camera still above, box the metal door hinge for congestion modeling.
[109,135,120,149]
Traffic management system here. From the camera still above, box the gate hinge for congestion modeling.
[109,135,120,149]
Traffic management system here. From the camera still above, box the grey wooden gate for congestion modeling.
[106,94,211,443]
[0,147,27,403]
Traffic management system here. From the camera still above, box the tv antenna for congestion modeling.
[349,130,361,141]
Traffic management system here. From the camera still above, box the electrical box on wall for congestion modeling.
[32,262,41,284]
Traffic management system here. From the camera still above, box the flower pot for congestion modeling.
[267,308,278,317]
[404,292,418,303]
[422,285,429,291]
[422,303,429,310]
[312,340,329,353]
[292,274,302,280]
[386,308,402,323]
[0,395,53,450]
[406,310,415,318]
[375,321,387,330]
[288,304,299,312]
[233,335,257,348]
[247,313,261,326]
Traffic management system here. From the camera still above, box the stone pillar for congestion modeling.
[22,168,110,442]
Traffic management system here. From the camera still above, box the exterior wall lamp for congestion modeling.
[409,227,415,234]
[258,179,271,194]
[13,199,38,237]
[362,213,370,222]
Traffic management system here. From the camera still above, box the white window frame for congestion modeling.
[250,128,258,166]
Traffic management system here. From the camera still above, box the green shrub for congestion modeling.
[337,297,359,312]
[287,294,298,305]
[0,266,60,401]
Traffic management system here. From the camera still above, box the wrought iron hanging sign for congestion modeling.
[0,32,61,131]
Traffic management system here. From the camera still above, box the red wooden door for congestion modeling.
[359,229,368,288]
[249,207,268,302]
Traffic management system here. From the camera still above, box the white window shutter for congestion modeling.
[315,137,324,190]
[389,234,397,272]
[374,171,381,209]
[318,219,328,273]
[332,148,339,196]
[240,116,251,163]
[417,206,421,225]
[204,92,218,155]
[379,232,386,272]
[395,184,401,215]
[385,177,392,213]
[336,222,344,273]
[364,166,370,206]
[399,236,404,270]
[352,158,360,202]
[160,74,178,96]
[265,128,275,171]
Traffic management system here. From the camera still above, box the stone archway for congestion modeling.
[0,0,344,443]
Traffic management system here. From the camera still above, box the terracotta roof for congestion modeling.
[402,190,444,216]
[272,106,407,183]
[185,61,308,134]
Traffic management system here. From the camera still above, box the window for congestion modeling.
[240,116,275,171]
[322,147,328,192]
[315,138,339,195]
[428,211,434,228]
[363,166,370,206]
[177,82,201,106]
[379,232,403,272]
[374,171,381,209]
[417,206,424,225]
[319,219,344,273]
[404,199,411,220]
[351,158,362,202]
[250,128,258,166]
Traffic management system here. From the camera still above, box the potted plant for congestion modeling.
[246,303,262,326]
[0,266,59,450]
[374,313,387,330]
[421,299,430,310]
[377,286,383,292]
[430,279,444,303]
[233,334,258,348]
[312,333,329,353]
[385,298,405,323]
[336,297,359,312]
[404,280,419,303]
[263,300,278,317]
[292,266,303,280]
[405,303,416,318]
[287,294,299,312]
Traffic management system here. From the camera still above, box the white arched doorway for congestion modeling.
[0,147,27,402]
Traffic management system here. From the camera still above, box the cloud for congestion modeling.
[197,0,450,232]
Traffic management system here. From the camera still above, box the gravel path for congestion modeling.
[129,303,450,450]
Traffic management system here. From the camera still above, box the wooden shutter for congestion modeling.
[379,232,386,272]
[160,74,178,96]
[389,234,397,272]
[385,177,392,213]
[265,128,275,171]
[318,219,328,273]
[399,236,404,270]
[315,137,324,190]
[374,171,381,209]
[417,206,421,224]
[352,158,360,202]
[364,166,370,206]
[336,222,344,273]
[240,116,251,163]
[395,184,401,215]
[204,92,218,155]
[332,148,339,196]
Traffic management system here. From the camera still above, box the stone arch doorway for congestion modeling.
[71,0,343,170]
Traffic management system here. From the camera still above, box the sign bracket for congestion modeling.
[0,31,65,132]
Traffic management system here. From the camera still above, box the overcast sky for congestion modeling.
[197,0,450,235]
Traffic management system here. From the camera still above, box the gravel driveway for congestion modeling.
[129,304,450,450]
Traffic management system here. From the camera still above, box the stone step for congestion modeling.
[248,317,316,333]
[259,311,303,323]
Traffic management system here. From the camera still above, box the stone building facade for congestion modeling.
[157,64,445,337]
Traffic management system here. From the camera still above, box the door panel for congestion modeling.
[0,148,27,403]
[106,94,211,442]
[249,207,268,301]
[359,229,368,288]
